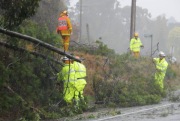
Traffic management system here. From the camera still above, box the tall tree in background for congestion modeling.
[151,16,168,51]
[76,0,123,49]
[32,0,66,32]
[167,27,180,59]
[0,0,41,29]
[136,7,152,32]
[73,0,153,53]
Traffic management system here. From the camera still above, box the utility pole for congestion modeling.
[79,0,82,42]
[86,23,90,45]
[130,0,136,41]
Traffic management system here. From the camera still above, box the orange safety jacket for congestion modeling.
[57,16,68,30]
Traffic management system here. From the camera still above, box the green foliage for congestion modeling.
[17,20,61,46]
[95,40,115,56]
[0,19,88,120]
[87,114,96,119]
[0,0,41,29]
[0,47,63,120]
[94,54,164,107]
[166,66,176,80]
[0,61,8,86]
[4,19,62,56]
[0,16,178,120]
[0,16,89,120]
[70,40,115,56]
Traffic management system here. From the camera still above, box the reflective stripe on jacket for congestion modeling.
[73,61,86,79]
[57,15,72,36]
[57,16,68,30]
[57,64,76,84]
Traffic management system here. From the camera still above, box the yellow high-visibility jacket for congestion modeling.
[57,64,76,85]
[57,64,77,103]
[153,58,168,89]
[73,61,87,85]
[74,62,86,79]
[130,37,143,52]
[73,61,87,95]
[153,58,168,74]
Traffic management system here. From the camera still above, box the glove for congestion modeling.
[56,30,60,34]
[140,45,144,49]
[69,29,72,34]
[156,68,161,72]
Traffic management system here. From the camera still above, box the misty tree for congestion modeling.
[74,0,126,51]
[136,7,152,32]
[82,0,120,36]
[167,27,180,59]
[0,0,41,29]
[134,7,153,55]
[78,0,154,53]
[151,16,168,51]
[32,0,66,32]
[69,0,169,54]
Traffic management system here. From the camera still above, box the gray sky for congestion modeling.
[120,0,180,22]
[70,0,180,22]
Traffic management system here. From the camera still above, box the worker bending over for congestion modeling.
[57,56,76,105]
[73,56,87,107]
[130,32,144,58]
[57,10,72,52]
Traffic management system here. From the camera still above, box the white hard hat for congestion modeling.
[62,56,70,61]
[159,51,166,57]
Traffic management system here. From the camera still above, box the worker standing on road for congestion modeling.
[153,51,168,93]
[130,32,144,58]
[73,56,87,107]
[56,10,72,52]
[57,56,76,105]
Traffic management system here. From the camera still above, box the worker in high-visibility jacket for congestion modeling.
[56,10,72,52]
[73,56,87,106]
[57,56,76,105]
[153,51,168,93]
[130,32,144,58]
